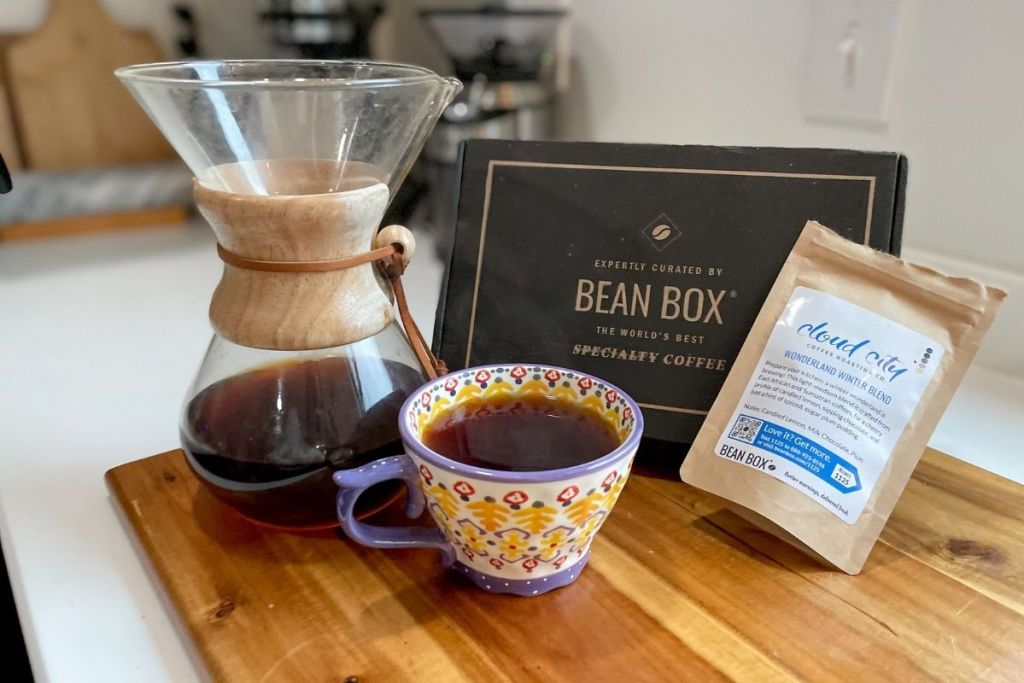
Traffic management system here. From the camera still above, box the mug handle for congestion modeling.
[334,455,455,566]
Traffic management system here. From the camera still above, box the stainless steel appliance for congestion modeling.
[411,4,568,257]
[260,0,382,59]
[421,4,566,162]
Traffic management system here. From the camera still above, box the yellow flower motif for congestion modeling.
[601,475,628,512]
[454,384,484,403]
[566,490,605,527]
[456,519,489,555]
[466,497,510,532]
[552,384,577,403]
[512,501,557,534]
[427,395,452,424]
[570,511,607,554]
[518,379,550,395]
[482,381,515,398]
[580,394,605,416]
[429,504,459,539]
[538,526,575,561]
[497,528,531,562]
[427,484,459,520]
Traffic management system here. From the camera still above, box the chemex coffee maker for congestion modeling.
[118,61,461,528]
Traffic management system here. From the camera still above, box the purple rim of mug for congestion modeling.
[398,363,644,483]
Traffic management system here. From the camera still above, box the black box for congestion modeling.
[433,140,907,446]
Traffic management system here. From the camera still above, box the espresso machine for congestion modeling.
[413,4,569,258]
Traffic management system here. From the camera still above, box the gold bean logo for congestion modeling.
[651,224,673,241]
[642,213,682,251]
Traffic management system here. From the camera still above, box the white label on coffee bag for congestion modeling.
[713,287,943,523]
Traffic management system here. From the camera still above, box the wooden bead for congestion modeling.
[375,224,416,266]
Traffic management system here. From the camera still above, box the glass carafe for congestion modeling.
[118,61,461,528]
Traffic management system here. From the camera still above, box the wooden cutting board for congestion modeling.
[107,448,1024,682]
[4,0,173,170]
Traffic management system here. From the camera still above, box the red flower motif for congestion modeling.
[444,377,459,392]
[489,558,504,569]
[544,369,561,383]
[604,389,619,405]
[503,490,529,506]
[623,406,633,421]
[554,555,568,569]
[602,471,618,490]
[557,485,580,504]
[462,547,476,560]
[577,376,593,390]
[510,365,527,379]
[453,480,476,497]
[420,392,431,408]
[474,369,492,385]
[419,464,434,484]
[523,558,540,573]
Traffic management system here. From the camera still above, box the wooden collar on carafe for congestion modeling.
[216,225,447,380]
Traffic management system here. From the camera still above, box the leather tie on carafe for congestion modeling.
[216,230,447,381]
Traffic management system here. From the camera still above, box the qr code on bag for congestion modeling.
[729,415,763,444]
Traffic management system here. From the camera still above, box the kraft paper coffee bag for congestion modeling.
[680,221,1005,574]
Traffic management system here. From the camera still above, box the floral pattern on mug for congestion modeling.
[408,366,637,443]
[409,458,633,579]
[401,366,639,580]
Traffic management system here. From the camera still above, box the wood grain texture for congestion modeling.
[107,448,1024,682]
[195,160,396,351]
[0,206,188,242]
[4,0,173,170]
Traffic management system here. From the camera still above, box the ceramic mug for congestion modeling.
[334,363,643,596]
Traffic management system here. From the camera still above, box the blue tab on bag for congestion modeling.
[732,415,862,494]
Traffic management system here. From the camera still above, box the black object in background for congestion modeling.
[260,0,382,60]
[434,140,908,448]
[0,153,11,194]
[1,540,34,681]
[0,162,31,680]
[173,4,200,57]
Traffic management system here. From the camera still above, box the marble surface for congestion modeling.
[0,222,1020,681]
[0,163,192,221]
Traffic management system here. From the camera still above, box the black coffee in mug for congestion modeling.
[421,394,620,472]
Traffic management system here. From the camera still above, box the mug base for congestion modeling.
[451,550,591,596]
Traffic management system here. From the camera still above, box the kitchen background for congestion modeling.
[1,0,1019,376]
[0,2,1020,680]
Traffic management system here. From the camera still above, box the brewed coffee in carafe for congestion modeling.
[118,61,461,528]
[181,334,424,527]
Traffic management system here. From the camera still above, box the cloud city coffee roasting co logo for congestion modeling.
[642,213,683,251]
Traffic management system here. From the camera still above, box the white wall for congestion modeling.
[562,0,1023,377]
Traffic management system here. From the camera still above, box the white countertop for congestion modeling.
[1,223,1021,682]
